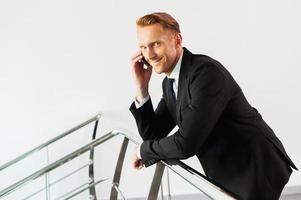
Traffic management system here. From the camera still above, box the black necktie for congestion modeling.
[168,78,176,106]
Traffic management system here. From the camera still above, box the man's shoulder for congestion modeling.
[182,48,222,73]
[191,53,222,69]
[187,53,225,79]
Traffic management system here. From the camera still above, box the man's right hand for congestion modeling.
[131,50,152,102]
[132,145,144,170]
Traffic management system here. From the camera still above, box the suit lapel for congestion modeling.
[176,47,193,123]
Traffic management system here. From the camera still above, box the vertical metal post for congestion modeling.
[148,163,165,200]
[166,168,171,200]
[160,180,164,200]
[45,146,50,200]
[110,137,129,200]
[89,119,99,200]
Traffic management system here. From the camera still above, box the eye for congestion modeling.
[140,46,147,51]
[154,42,161,47]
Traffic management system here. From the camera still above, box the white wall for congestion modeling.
[0,0,300,198]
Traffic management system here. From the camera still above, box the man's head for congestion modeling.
[136,12,183,75]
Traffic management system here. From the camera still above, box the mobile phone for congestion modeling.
[141,57,151,68]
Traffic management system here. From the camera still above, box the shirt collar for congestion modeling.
[167,50,184,87]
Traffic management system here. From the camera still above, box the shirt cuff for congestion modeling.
[134,95,150,109]
[136,143,142,159]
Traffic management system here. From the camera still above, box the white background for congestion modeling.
[0,0,300,198]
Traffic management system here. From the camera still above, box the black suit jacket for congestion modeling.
[130,47,297,200]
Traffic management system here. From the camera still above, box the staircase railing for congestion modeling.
[0,114,237,200]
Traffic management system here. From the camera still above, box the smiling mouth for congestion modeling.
[151,57,162,64]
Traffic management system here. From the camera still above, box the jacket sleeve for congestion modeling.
[130,94,176,141]
[140,63,231,167]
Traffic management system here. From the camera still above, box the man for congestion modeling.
[129,12,297,200]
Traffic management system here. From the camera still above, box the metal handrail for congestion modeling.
[0,114,101,172]
[112,183,126,200]
[0,131,116,198]
[58,178,109,200]
[115,129,237,200]
[22,162,92,200]
[0,125,237,200]
[161,160,237,200]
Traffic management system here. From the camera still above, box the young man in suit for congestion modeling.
[130,12,297,200]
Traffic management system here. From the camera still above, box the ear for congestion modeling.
[175,33,182,46]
